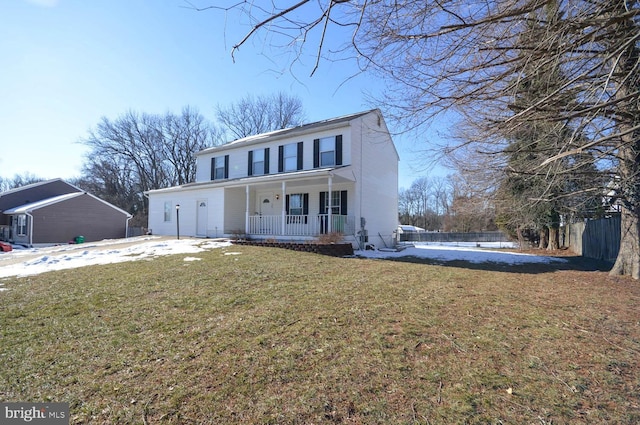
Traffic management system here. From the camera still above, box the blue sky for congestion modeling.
[0,0,448,189]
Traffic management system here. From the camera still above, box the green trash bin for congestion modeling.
[75,236,85,244]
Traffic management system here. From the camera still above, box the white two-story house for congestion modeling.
[146,109,399,248]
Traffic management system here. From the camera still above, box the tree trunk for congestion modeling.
[610,206,640,279]
[538,227,548,250]
[516,226,525,249]
[547,226,559,250]
[608,4,640,279]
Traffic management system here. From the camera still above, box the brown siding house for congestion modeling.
[0,179,132,246]
[0,179,79,227]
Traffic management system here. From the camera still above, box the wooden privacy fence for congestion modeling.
[563,215,620,262]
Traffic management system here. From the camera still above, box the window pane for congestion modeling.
[321,151,334,166]
[290,194,302,209]
[322,191,342,214]
[289,194,303,215]
[284,143,296,156]
[320,137,333,151]
[164,202,171,222]
[253,161,264,175]
[319,137,335,166]
[215,157,225,179]
[284,156,297,171]
[17,215,27,235]
[284,143,297,171]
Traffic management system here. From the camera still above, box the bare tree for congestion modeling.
[0,173,46,192]
[214,0,640,278]
[216,92,306,139]
[81,107,220,223]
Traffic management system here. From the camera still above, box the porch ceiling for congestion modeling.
[225,167,355,190]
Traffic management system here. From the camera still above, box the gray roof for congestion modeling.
[3,193,82,214]
[197,109,379,156]
[0,178,79,196]
[3,192,132,218]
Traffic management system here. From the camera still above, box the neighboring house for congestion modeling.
[0,179,133,246]
[147,109,399,248]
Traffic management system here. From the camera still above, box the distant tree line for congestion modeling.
[399,175,498,233]
[0,173,46,193]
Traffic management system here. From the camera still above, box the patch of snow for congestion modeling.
[0,237,565,285]
[356,242,566,265]
[0,237,232,279]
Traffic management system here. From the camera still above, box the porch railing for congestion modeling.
[248,214,355,237]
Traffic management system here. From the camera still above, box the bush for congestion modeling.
[315,232,344,244]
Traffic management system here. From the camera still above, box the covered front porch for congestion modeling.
[224,169,356,239]
[248,213,355,237]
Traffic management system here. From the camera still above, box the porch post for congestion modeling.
[281,181,286,236]
[245,185,250,235]
[327,175,333,233]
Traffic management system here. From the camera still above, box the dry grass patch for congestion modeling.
[1,245,640,424]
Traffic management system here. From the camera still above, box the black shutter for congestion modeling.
[264,148,270,174]
[335,135,343,166]
[224,155,229,179]
[340,190,348,215]
[313,139,320,168]
[319,191,326,214]
[248,151,253,176]
[297,142,304,170]
[211,158,215,180]
[278,145,284,172]
[285,195,290,214]
[303,193,309,224]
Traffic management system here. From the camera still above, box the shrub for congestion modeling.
[315,232,344,244]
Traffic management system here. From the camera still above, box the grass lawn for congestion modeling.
[1,244,640,424]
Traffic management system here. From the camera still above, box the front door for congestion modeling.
[196,199,208,237]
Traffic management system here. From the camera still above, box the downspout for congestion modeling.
[245,185,250,236]
[327,174,333,233]
[281,181,286,236]
[125,215,133,238]
[26,211,34,248]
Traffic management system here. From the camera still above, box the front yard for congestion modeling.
[1,244,639,423]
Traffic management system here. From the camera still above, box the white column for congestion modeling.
[245,185,250,235]
[281,181,286,235]
[327,175,333,233]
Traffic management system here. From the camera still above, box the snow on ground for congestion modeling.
[357,242,568,265]
[0,236,232,281]
[0,238,565,289]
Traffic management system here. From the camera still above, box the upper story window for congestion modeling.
[313,135,343,168]
[279,142,303,172]
[211,155,229,180]
[248,148,270,176]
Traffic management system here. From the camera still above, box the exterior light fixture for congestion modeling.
[175,204,180,240]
